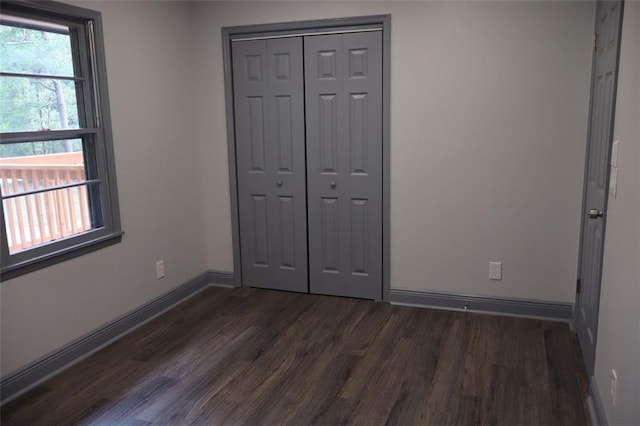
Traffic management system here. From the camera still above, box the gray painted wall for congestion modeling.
[1,2,207,376]
[194,1,594,302]
[2,1,597,377]
[594,2,640,422]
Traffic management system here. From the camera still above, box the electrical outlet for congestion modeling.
[489,262,502,280]
[156,260,165,279]
[610,369,618,406]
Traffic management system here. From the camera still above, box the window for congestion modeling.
[0,1,122,280]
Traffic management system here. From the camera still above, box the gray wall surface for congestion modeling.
[194,1,594,302]
[2,1,597,376]
[594,2,640,423]
[1,1,208,376]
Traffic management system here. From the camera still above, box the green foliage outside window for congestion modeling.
[0,24,81,157]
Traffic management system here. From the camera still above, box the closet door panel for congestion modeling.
[233,38,308,292]
[305,32,383,299]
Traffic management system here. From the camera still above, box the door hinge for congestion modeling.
[576,278,582,294]
[593,33,598,51]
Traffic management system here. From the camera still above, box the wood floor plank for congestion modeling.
[337,306,400,400]
[462,315,497,398]
[347,337,412,424]
[418,314,473,424]
[384,309,449,426]
[1,287,591,426]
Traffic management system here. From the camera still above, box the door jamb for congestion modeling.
[221,15,392,300]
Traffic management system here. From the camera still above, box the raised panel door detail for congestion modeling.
[588,76,603,183]
[349,48,368,78]
[608,4,618,44]
[319,94,338,173]
[318,51,336,79]
[349,93,368,174]
[321,197,339,273]
[248,97,265,172]
[585,223,602,345]
[599,13,608,52]
[246,55,262,81]
[274,53,290,80]
[350,198,369,275]
[278,196,295,268]
[251,194,269,266]
[275,96,293,173]
[597,74,614,190]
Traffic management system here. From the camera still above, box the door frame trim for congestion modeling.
[222,15,392,299]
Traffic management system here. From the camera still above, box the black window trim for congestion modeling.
[0,0,122,281]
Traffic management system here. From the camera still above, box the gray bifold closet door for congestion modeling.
[232,37,308,292]
[304,32,383,299]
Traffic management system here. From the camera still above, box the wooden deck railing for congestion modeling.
[0,152,92,253]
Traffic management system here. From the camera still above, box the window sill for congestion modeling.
[1,231,124,282]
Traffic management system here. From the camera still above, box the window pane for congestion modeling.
[0,20,74,77]
[0,76,80,133]
[0,140,85,196]
[3,183,96,254]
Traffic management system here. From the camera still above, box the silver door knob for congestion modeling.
[330,181,337,188]
[276,180,283,187]
[588,208,603,219]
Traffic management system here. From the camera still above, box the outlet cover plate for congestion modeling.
[489,262,502,280]
[156,260,165,279]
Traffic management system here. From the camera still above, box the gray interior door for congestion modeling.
[232,37,308,293]
[576,0,624,375]
[304,32,383,299]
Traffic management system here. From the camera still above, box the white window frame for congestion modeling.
[0,0,122,280]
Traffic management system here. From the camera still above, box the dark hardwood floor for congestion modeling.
[2,287,590,425]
